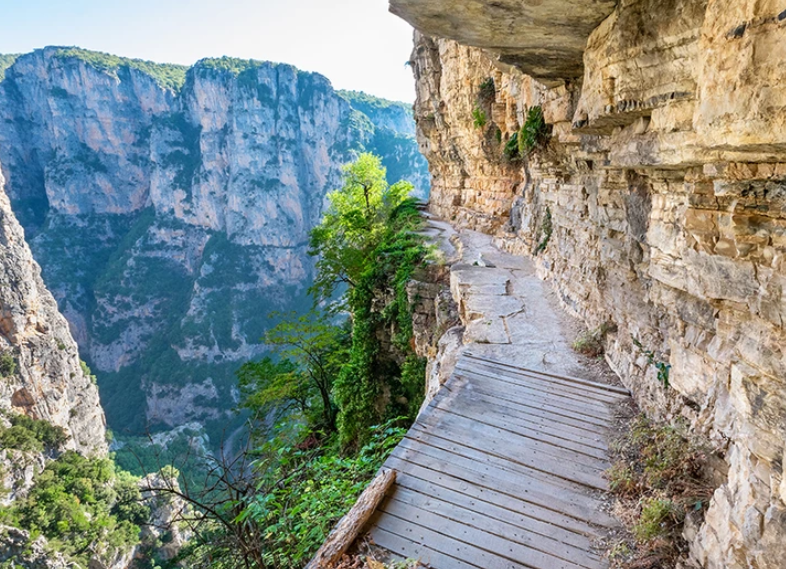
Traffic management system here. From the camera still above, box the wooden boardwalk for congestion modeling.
[366,352,630,569]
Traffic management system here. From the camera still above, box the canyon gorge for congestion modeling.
[0,48,428,441]
[1,0,786,566]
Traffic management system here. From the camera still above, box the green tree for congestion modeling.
[238,311,348,433]
[309,153,428,445]
[309,153,414,303]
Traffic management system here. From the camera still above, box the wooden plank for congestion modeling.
[455,371,614,421]
[350,353,627,566]
[368,525,482,569]
[399,428,594,497]
[382,455,603,538]
[457,358,626,403]
[434,386,609,451]
[415,406,612,475]
[404,421,610,493]
[378,499,601,569]
[388,441,615,527]
[305,469,396,569]
[430,397,609,460]
[456,360,623,405]
[441,383,610,437]
[389,486,606,569]
[392,470,598,550]
[463,352,630,396]
[455,379,610,429]
[374,511,532,569]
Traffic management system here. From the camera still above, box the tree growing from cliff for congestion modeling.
[237,311,349,433]
[309,153,428,445]
[309,153,415,303]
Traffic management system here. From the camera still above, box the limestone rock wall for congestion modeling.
[403,0,786,567]
[0,168,107,456]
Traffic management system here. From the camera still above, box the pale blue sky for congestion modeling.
[0,0,417,102]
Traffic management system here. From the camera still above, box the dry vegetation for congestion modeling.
[572,323,616,358]
[604,413,715,569]
[333,538,423,569]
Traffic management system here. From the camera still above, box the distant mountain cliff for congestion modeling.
[0,47,428,440]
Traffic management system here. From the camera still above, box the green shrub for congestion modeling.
[503,132,521,162]
[243,420,407,568]
[605,414,713,563]
[633,497,680,542]
[478,77,495,102]
[0,351,16,378]
[572,323,615,357]
[0,414,68,452]
[518,105,549,156]
[472,106,487,129]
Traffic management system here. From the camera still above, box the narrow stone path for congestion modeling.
[363,222,631,568]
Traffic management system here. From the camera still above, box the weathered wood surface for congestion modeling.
[365,353,630,569]
[306,469,396,569]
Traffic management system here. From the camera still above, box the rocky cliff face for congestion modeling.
[0,49,427,440]
[0,168,106,456]
[399,1,786,567]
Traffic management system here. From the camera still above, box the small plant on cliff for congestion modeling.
[518,105,549,156]
[534,206,553,254]
[503,132,522,162]
[472,105,488,129]
[0,351,16,378]
[631,337,671,388]
[605,414,713,567]
[633,497,681,542]
[573,322,616,358]
[478,77,496,103]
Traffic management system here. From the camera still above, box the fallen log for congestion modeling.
[305,468,397,569]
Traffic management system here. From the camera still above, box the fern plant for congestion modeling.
[503,132,521,162]
[472,106,487,129]
[478,77,495,103]
[518,105,549,156]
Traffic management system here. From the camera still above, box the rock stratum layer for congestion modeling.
[0,48,428,439]
[398,0,786,567]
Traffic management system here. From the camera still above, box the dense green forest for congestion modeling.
[0,414,148,566]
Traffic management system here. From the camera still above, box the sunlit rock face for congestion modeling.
[0,49,427,439]
[402,0,786,567]
[0,168,107,457]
